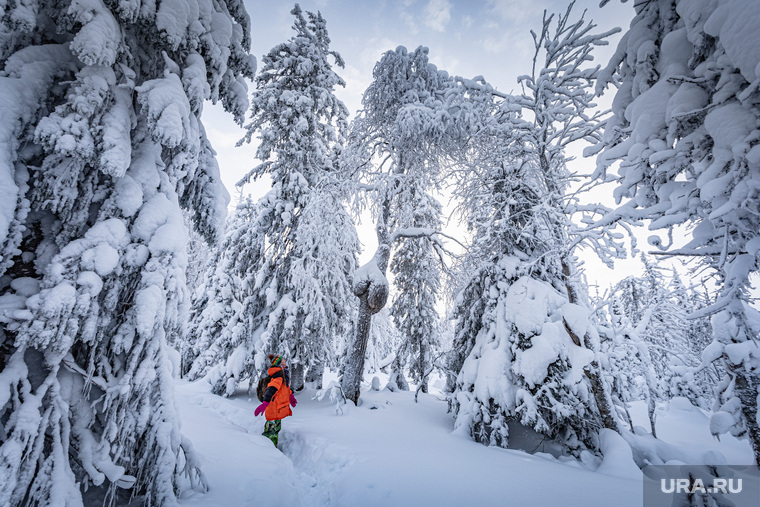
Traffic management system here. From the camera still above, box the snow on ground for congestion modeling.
[627,396,753,465]
[175,373,753,507]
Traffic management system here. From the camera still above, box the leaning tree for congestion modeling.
[340,45,475,404]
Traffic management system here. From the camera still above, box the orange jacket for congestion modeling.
[263,366,293,421]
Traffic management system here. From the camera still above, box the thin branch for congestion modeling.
[649,250,746,257]
[414,353,456,403]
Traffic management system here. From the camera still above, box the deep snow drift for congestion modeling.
[173,373,752,507]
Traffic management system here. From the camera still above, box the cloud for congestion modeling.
[423,0,452,32]
[340,62,369,118]
[400,9,420,35]
[486,0,541,23]
[480,28,532,61]
[481,31,514,54]
[358,37,399,68]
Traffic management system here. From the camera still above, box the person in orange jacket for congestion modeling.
[254,354,297,446]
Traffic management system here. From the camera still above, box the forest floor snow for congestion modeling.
[174,374,753,507]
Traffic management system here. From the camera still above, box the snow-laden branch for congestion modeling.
[235,161,272,188]
[390,227,466,249]
[456,76,509,99]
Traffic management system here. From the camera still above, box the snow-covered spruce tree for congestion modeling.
[176,208,214,372]
[389,187,442,393]
[0,0,254,503]
[340,45,471,405]
[286,187,359,389]
[448,4,622,453]
[200,4,357,395]
[449,114,606,451]
[600,290,661,437]
[184,197,260,381]
[183,210,213,302]
[595,298,650,432]
[595,0,760,464]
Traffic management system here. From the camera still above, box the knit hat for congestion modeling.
[269,354,284,367]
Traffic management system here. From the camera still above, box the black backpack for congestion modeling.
[256,367,289,402]
[256,374,272,402]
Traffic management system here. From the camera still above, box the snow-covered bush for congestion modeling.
[603,262,715,411]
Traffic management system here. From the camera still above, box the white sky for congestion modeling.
[202,0,662,294]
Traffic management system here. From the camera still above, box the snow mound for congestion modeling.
[596,429,641,479]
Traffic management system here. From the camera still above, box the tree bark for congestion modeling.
[343,298,374,404]
[417,339,428,393]
[646,389,658,439]
[585,359,621,433]
[290,362,305,392]
[732,365,760,466]
[562,260,621,433]
[342,243,390,405]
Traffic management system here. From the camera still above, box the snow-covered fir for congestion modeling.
[449,4,622,454]
[0,0,254,502]
[185,197,261,385]
[389,188,442,393]
[188,4,358,397]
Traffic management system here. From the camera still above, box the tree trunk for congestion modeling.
[343,297,375,404]
[342,243,391,405]
[732,365,760,466]
[613,393,635,431]
[646,388,657,439]
[341,167,410,405]
[290,362,305,392]
[388,352,409,392]
[585,359,621,432]
[305,360,324,390]
[417,339,428,393]
[562,260,621,433]
[444,347,466,394]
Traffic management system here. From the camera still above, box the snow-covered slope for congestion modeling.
[174,374,753,507]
